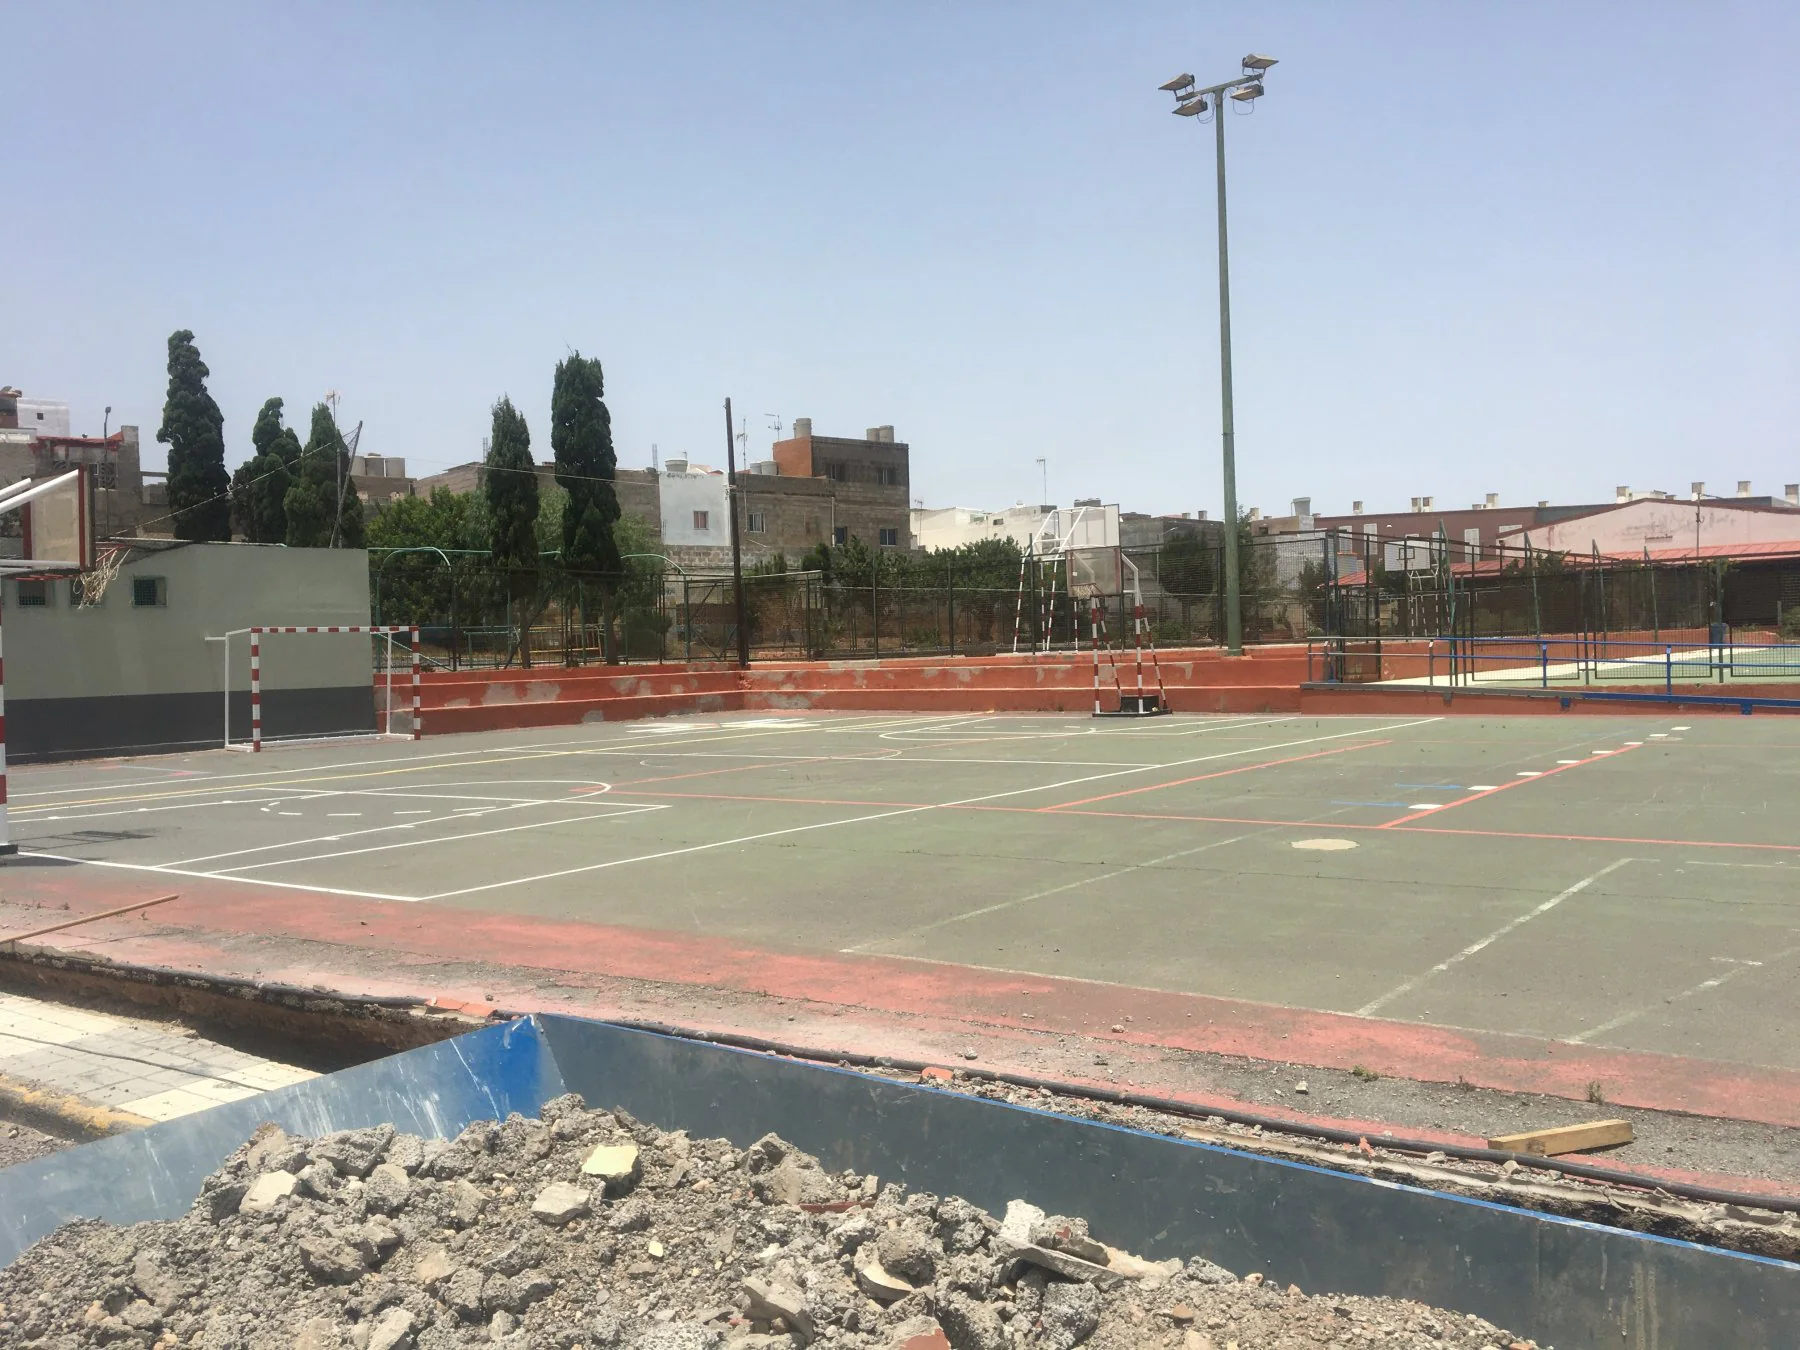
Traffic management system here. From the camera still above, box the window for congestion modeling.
[824,461,848,482]
[879,527,899,547]
[833,526,849,545]
[132,576,167,608]
[875,466,900,487]
[97,462,118,488]
[746,511,767,534]
[692,510,710,531]
[15,579,49,607]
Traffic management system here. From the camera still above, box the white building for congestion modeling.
[657,458,730,549]
[15,398,70,438]
[1502,494,1800,558]
[911,504,1053,552]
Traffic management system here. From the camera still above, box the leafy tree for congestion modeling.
[284,404,365,548]
[535,480,567,559]
[484,395,540,664]
[612,512,670,657]
[1159,531,1216,595]
[550,352,623,577]
[231,397,301,542]
[367,487,490,627]
[157,330,231,541]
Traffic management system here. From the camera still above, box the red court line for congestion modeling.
[594,786,1798,853]
[1046,806,1800,854]
[1041,740,1391,812]
[616,759,834,790]
[1377,744,1640,828]
[1391,824,1800,853]
[607,788,931,809]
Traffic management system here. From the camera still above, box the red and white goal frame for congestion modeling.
[218,625,422,753]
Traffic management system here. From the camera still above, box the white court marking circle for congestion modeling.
[1292,838,1358,851]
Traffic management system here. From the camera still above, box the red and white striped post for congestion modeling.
[0,590,12,856]
[1088,599,1103,716]
[410,625,422,740]
[1131,600,1148,700]
[249,627,263,753]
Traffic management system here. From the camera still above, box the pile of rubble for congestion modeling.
[0,1096,1540,1350]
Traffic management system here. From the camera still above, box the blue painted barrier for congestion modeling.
[1,1013,1794,1347]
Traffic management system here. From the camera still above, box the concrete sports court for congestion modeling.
[7,709,1798,1090]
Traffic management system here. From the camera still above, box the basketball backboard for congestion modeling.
[0,467,96,577]
[1067,545,1122,599]
[1032,502,1121,558]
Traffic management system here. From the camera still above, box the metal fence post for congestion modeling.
[1665,643,1672,694]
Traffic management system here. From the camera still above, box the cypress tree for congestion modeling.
[484,395,540,664]
[157,330,231,542]
[231,397,297,543]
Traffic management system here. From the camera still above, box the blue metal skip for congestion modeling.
[1,1014,1794,1348]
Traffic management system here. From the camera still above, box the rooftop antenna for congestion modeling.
[651,442,659,471]
[1035,457,1048,506]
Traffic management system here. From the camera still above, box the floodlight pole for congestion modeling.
[1165,61,1272,656]
[1213,96,1243,655]
[723,397,750,668]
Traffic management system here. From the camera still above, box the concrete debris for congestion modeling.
[239,1169,298,1214]
[583,1141,643,1191]
[530,1181,593,1226]
[0,1098,1537,1350]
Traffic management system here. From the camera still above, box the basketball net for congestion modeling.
[77,544,131,607]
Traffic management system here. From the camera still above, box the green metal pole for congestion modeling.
[1214,103,1243,656]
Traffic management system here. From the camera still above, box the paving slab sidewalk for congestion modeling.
[0,990,314,1128]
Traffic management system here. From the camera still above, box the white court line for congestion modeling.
[844,833,1259,953]
[206,805,665,875]
[17,853,424,903]
[420,804,943,900]
[424,719,1443,901]
[161,799,545,867]
[21,796,297,825]
[1356,858,1634,1017]
[1566,947,1800,1045]
[8,713,949,812]
[940,718,1442,808]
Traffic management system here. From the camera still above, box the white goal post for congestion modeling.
[214,625,421,753]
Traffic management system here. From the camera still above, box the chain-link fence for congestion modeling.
[367,536,1800,668]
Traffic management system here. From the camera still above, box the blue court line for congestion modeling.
[1332,800,1407,808]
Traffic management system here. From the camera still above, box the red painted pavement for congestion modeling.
[6,870,1800,1140]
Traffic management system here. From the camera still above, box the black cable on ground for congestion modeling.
[591,1015,1800,1215]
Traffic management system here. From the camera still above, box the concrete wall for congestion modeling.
[15,400,70,438]
[1510,499,1800,555]
[657,466,729,547]
[4,543,376,759]
[411,464,663,539]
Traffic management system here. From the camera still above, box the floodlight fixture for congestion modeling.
[1240,54,1278,72]
[1173,97,1208,116]
[1229,82,1265,101]
[1159,73,1196,92]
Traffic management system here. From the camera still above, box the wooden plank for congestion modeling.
[1487,1119,1633,1156]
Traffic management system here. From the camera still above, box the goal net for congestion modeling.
[214,625,421,752]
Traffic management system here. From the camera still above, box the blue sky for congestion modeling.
[11,2,1796,519]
